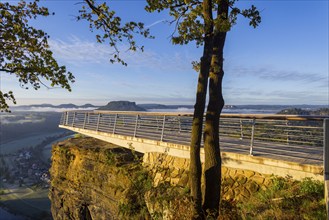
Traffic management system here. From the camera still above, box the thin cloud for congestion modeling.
[146,19,167,28]
[268,90,328,104]
[49,36,112,65]
[49,35,195,72]
[223,83,328,105]
[229,65,327,84]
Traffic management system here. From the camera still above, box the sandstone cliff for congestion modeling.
[50,137,138,219]
[50,137,274,219]
[50,137,192,219]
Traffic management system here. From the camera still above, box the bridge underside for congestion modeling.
[60,125,323,181]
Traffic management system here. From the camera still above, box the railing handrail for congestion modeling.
[60,110,329,121]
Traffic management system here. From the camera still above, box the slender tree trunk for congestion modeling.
[202,50,224,218]
[202,0,228,217]
[189,0,213,218]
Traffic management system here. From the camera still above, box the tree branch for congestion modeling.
[168,6,189,39]
[84,0,120,54]
[0,68,15,73]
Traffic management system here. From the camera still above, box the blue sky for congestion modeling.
[2,0,328,106]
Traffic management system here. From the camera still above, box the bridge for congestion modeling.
[59,110,328,178]
[59,110,329,214]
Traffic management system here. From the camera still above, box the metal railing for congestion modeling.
[59,111,327,163]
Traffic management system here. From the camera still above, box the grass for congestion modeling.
[220,176,326,220]
[114,152,326,219]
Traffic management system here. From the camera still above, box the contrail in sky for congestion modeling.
[146,19,166,28]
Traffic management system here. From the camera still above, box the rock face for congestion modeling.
[50,137,275,219]
[97,101,146,111]
[49,137,136,220]
[143,152,273,203]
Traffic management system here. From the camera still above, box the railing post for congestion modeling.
[96,113,101,131]
[109,114,112,128]
[72,112,76,127]
[324,119,329,217]
[156,116,161,130]
[160,115,166,141]
[66,112,69,125]
[250,119,256,156]
[133,115,139,138]
[83,113,87,129]
[113,114,118,134]
[178,116,181,133]
[240,119,243,140]
[286,120,290,145]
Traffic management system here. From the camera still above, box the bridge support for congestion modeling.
[324,119,329,218]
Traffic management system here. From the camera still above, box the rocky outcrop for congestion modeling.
[49,137,137,219]
[97,101,146,111]
[50,137,275,219]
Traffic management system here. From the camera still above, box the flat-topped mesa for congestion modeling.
[97,101,146,111]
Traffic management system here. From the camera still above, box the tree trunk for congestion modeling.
[189,0,213,219]
[202,0,228,217]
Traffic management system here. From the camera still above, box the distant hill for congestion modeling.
[56,103,80,108]
[97,101,146,111]
[79,104,96,108]
[277,108,329,116]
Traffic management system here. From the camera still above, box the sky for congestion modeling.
[1,0,329,106]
